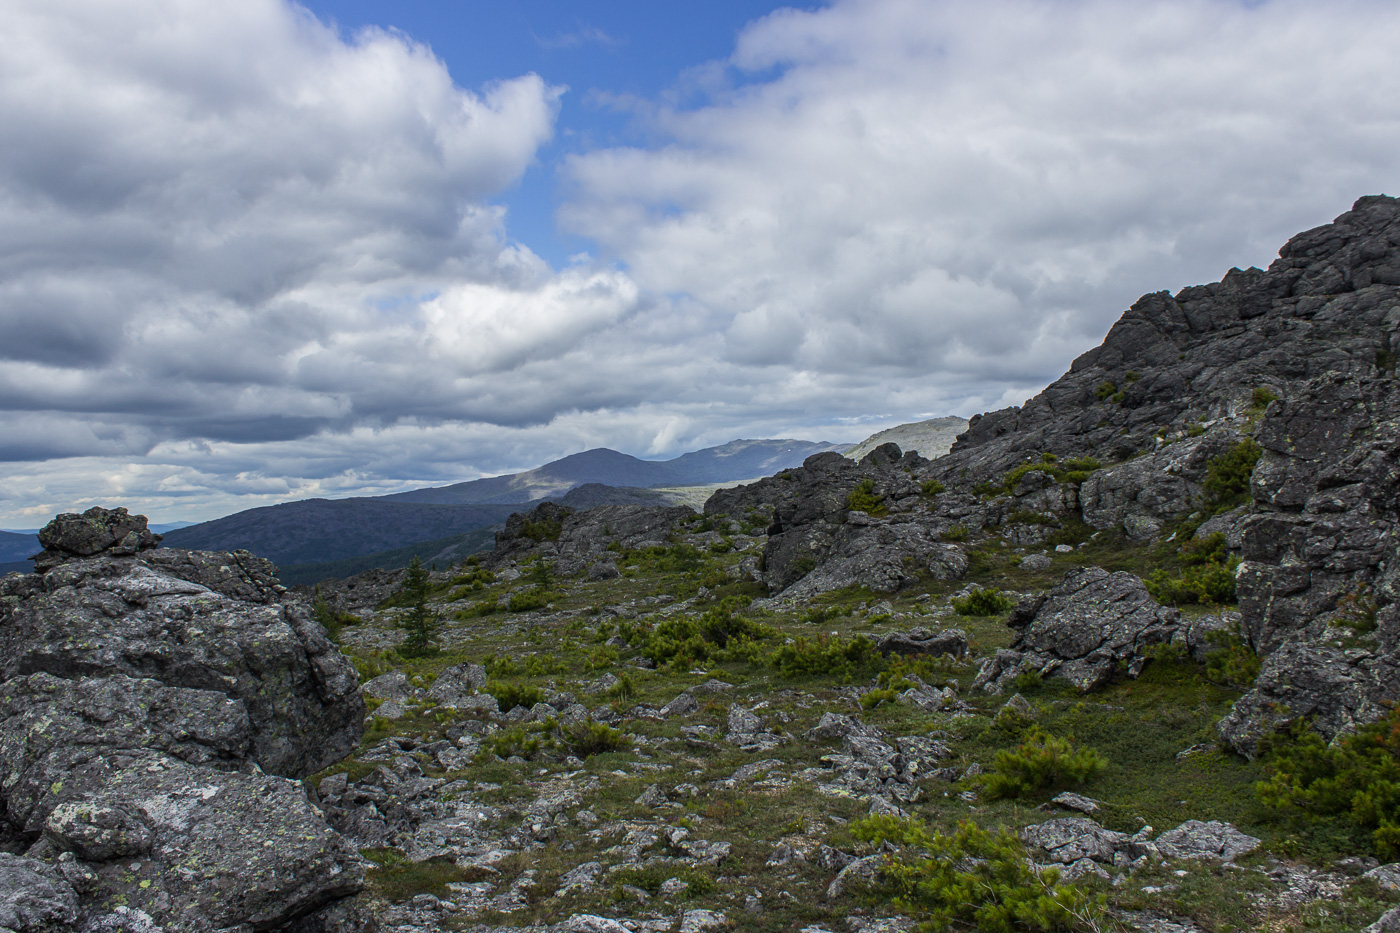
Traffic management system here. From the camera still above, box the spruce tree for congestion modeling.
[398,556,440,656]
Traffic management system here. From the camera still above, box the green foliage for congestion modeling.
[847,477,888,516]
[363,848,484,903]
[508,588,551,612]
[999,455,1103,495]
[951,588,1015,616]
[620,544,706,574]
[610,864,715,898]
[1202,629,1261,688]
[940,524,970,542]
[640,598,776,668]
[981,728,1107,800]
[861,687,899,710]
[1257,709,1400,858]
[1202,438,1262,513]
[1145,533,1240,606]
[484,724,547,760]
[770,633,877,680]
[311,592,360,643]
[1250,386,1280,412]
[1095,381,1126,404]
[487,680,544,713]
[520,516,563,542]
[397,557,442,657]
[607,672,636,701]
[1333,585,1379,635]
[865,820,1106,932]
[1125,370,1142,383]
[564,721,629,757]
[797,604,854,625]
[920,478,946,498]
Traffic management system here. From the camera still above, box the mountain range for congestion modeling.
[158,438,849,581]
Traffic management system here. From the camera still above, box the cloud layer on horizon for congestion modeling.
[3,0,1400,525]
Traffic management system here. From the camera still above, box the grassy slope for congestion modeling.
[313,515,1397,932]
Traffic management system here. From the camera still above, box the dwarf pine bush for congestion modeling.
[952,588,1016,616]
[856,818,1106,932]
[981,728,1107,800]
[1257,708,1400,858]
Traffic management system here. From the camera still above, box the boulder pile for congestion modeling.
[0,507,367,932]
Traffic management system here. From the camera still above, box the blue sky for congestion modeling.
[2,0,1399,526]
[298,1,821,267]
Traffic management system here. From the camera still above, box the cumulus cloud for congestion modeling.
[563,0,1400,392]
[5,0,1400,525]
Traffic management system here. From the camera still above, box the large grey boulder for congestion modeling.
[0,508,366,932]
[1153,820,1260,861]
[973,567,1181,693]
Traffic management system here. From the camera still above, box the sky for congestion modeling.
[1,0,1398,528]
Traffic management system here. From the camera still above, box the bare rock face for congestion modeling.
[707,445,956,597]
[489,501,698,576]
[974,568,1181,693]
[1219,373,1400,755]
[0,507,366,932]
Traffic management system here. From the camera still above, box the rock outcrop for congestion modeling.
[0,508,366,932]
[974,568,1181,693]
[705,445,967,597]
[490,501,698,577]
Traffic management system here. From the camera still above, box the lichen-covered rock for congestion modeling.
[0,507,365,932]
[1020,817,1135,865]
[973,567,1181,693]
[0,542,363,778]
[1153,820,1260,861]
[876,629,968,659]
[1079,433,1243,539]
[0,852,77,932]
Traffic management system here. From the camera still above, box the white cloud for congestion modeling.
[562,0,1400,392]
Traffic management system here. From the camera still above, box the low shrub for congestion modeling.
[1257,708,1400,858]
[1145,533,1240,606]
[311,595,361,643]
[999,454,1103,495]
[520,516,563,542]
[860,687,899,710]
[507,588,552,613]
[920,478,946,498]
[565,721,629,757]
[847,477,888,516]
[1203,438,1263,513]
[1203,629,1261,688]
[951,588,1015,616]
[940,524,970,542]
[856,819,1106,932]
[641,599,776,668]
[484,724,548,761]
[487,680,544,713]
[771,634,878,680]
[980,728,1107,800]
